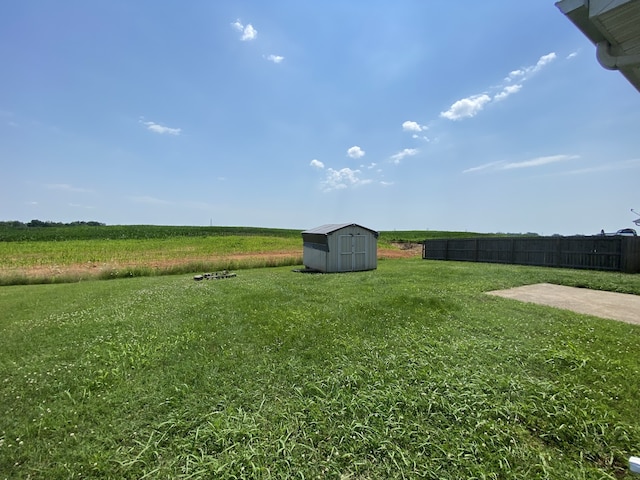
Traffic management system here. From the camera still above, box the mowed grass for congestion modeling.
[1,258,639,479]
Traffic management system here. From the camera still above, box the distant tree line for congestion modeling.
[0,220,106,228]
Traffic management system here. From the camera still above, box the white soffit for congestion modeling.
[556,0,640,93]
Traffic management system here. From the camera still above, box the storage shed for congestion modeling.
[301,223,379,273]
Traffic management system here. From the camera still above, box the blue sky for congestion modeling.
[1,1,639,234]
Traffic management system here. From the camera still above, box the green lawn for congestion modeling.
[1,258,639,478]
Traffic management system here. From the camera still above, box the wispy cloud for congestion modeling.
[321,167,372,192]
[140,120,181,136]
[506,52,557,83]
[46,183,93,193]
[462,161,504,174]
[502,154,578,170]
[463,154,579,173]
[232,19,257,41]
[494,84,522,102]
[440,52,557,121]
[390,148,418,164]
[347,145,365,159]
[264,54,284,64]
[310,159,324,169]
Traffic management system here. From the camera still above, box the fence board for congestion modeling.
[422,236,640,273]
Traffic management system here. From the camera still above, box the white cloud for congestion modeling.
[380,181,394,187]
[412,134,430,141]
[506,52,557,82]
[390,148,418,164]
[141,120,181,136]
[265,54,284,64]
[310,159,324,169]
[464,154,579,173]
[347,146,365,159]
[242,24,257,41]
[437,52,558,122]
[232,20,257,41]
[402,120,425,132]
[321,167,372,192]
[462,161,504,174]
[567,51,578,60]
[440,94,491,121]
[535,52,557,70]
[501,154,578,170]
[494,84,522,101]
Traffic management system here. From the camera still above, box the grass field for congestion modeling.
[1,258,639,479]
[0,225,479,285]
[0,224,493,243]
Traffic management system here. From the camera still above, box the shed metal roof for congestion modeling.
[556,0,640,93]
[301,223,379,237]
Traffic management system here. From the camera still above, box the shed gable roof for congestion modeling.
[302,223,379,237]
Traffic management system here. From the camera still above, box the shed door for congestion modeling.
[339,234,368,271]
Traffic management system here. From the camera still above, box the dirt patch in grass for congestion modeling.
[381,242,423,259]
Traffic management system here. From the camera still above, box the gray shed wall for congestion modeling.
[302,224,377,272]
[302,245,328,272]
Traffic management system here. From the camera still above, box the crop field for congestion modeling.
[0,225,449,285]
[0,236,304,285]
[1,258,639,479]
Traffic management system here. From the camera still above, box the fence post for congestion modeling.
[621,237,640,273]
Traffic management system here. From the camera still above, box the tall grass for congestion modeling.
[0,236,301,268]
[1,259,639,478]
[0,235,303,285]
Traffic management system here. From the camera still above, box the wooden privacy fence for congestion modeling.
[422,236,640,273]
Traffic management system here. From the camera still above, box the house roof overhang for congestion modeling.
[556,0,640,93]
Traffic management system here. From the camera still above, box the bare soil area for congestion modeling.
[381,243,423,259]
[487,283,640,325]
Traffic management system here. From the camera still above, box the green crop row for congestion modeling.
[0,224,304,242]
[0,223,504,243]
[0,236,301,269]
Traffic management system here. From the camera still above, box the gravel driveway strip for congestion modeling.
[487,283,640,325]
